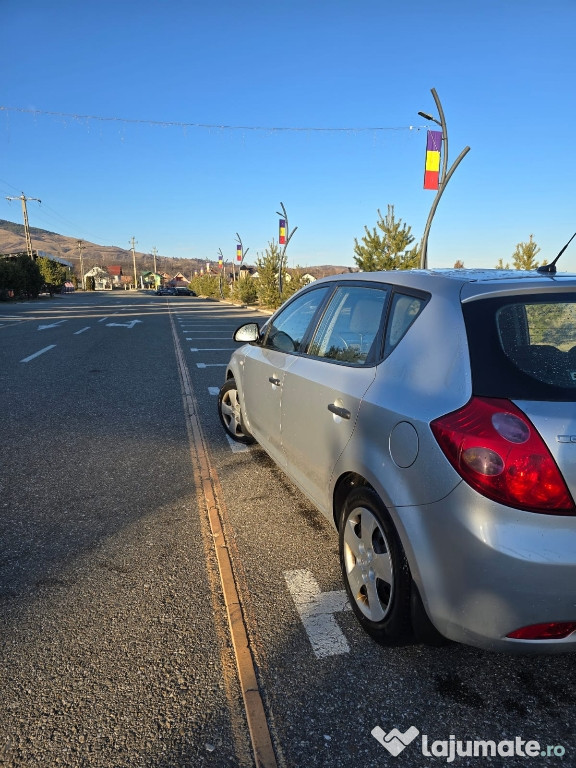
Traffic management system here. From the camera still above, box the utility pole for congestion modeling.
[130,237,138,289]
[151,246,158,274]
[5,192,41,259]
[77,240,85,288]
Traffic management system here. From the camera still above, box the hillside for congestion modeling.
[0,219,354,280]
[0,219,208,280]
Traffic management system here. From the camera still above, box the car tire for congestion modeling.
[217,378,254,444]
[339,487,412,646]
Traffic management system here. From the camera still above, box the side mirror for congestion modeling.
[234,322,260,343]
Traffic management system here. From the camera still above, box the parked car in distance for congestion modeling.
[174,287,196,296]
[155,287,175,295]
[218,267,576,653]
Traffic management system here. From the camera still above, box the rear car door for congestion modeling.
[280,284,389,512]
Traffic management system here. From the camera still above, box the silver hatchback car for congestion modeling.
[218,269,576,653]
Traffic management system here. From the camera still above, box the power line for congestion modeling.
[0,105,425,133]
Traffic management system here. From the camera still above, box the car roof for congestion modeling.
[311,269,576,302]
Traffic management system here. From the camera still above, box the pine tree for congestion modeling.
[256,241,283,309]
[353,205,419,271]
[512,234,541,270]
[37,255,67,288]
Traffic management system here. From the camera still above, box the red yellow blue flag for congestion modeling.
[424,130,442,190]
[279,219,286,245]
[237,244,242,262]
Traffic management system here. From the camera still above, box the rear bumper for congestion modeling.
[395,483,576,653]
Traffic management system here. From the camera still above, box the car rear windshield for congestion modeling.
[464,292,576,401]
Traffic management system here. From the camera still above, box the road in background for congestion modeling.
[0,292,574,768]
[0,292,258,767]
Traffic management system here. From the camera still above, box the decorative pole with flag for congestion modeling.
[276,202,297,296]
[418,88,470,269]
[217,248,225,298]
[234,233,249,284]
[423,130,442,190]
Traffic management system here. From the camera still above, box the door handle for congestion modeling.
[328,403,351,420]
[269,376,281,386]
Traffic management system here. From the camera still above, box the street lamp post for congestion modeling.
[276,202,297,296]
[235,233,249,283]
[418,88,470,269]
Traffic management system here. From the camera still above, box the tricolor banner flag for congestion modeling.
[279,219,286,245]
[424,130,442,190]
[237,244,242,262]
[218,256,223,268]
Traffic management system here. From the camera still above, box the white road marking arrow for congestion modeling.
[37,320,67,330]
[105,319,142,328]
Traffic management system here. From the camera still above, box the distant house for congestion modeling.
[169,272,190,287]
[84,266,111,290]
[141,270,161,289]
[239,265,256,279]
[107,265,123,288]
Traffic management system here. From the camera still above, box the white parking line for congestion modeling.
[20,345,57,363]
[225,435,250,453]
[190,347,235,352]
[196,363,227,368]
[74,327,91,335]
[208,387,220,395]
[284,569,350,658]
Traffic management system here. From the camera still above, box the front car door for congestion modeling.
[240,286,333,468]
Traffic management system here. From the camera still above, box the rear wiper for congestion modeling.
[537,231,576,274]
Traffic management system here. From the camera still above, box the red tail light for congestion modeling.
[507,622,576,640]
[431,397,575,514]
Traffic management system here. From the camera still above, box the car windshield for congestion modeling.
[464,292,576,400]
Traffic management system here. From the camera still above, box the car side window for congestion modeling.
[307,285,388,365]
[384,292,427,355]
[263,287,331,353]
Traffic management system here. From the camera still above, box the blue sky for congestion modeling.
[1,0,575,271]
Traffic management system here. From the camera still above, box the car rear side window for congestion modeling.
[384,292,428,356]
[465,293,576,399]
[306,285,388,365]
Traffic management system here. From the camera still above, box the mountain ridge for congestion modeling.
[0,219,353,280]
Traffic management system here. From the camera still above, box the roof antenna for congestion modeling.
[537,231,576,274]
